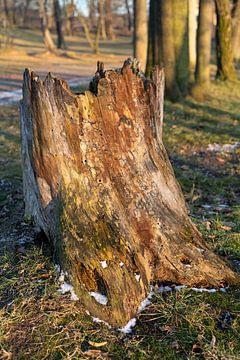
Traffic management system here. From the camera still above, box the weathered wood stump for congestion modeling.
[20,60,239,327]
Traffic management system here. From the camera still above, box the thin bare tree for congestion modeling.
[38,0,56,53]
[54,0,65,49]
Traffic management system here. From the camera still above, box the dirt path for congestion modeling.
[0,31,132,105]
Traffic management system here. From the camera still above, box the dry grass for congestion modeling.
[0,49,240,358]
[0,247,240,359]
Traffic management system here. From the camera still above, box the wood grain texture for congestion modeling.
[20,60,239,326]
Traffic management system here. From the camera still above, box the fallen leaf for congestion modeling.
[160,324,173,333]
[216,157,226,164]
[203,221,211,231]
[88,341,107,348]
[84,349,104,358]
[39,273,51,278]
[208,235,216,239]
[220,225,232,231]
[210,335,216,348]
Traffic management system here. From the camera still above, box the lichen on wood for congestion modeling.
[20,59,239,327]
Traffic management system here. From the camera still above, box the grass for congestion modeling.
[0,79,240,359]
[0,249,239,359]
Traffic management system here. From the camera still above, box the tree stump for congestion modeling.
[20,60,239,327]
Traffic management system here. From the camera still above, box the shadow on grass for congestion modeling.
[164,97,240,144]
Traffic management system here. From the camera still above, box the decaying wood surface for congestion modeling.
[20,60,239,327]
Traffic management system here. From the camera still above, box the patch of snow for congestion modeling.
[158,285,172,293]
[55,264,61,275]
[119,262,124,267]
[118,318,137,334]
[156,284,226,295]
[202,204,212,209]
[138,286,154,313]
[57,269,79,301]
[220,288,227,293]
[184,264,192,268]
[89,291,108,305]
[58,281,79,300]
[175,285,187,291]
[92,317,112,329]
[215,204,229,211]
[58,270,65,283]
[100,260,108,269]
[68,77,91,87]
[0,89,22,105]
[191,287,217,293]
[70,291,79,301]
[135,273,141,282]
[207,142,240,153]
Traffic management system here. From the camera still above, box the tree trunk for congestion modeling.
[146,0,161,77]
[146,0,189,99]
[172,0,189,95]
[99,0,107,40]
[38,0,56,53]
[22,0,32,27]
[195,0,213,89]
[20,61,239,327]
[215,0,236,80]
[78,12,101,54]
[232,0,240,61]
[3,0,11,27]
[160,0,181,100]
[188,0,199,81]
[105,0,115,40]
[125,0,132,32]
[54,0,65,49]
[89,0,96,30]
[134,0,148,71]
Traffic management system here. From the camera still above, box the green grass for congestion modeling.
[0,81,240,359]
[0,249,239,359]
[0,105,22,222]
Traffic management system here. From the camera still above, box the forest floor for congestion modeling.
[0,80,240,359]
[0,30,240,360]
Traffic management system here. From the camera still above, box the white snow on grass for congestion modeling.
[58,270,65,283]
[202,204,212,209]
[158,285,172,293]
[119,262,124,267]
[207,142,240,152]
[58,281,79,300]
[57,269,79,301]
[89,291,108,305]
[118,318,137,334]
[92,317,112,328]
[0,89,22,105]
[138,286,154,313]
[191,287,217,293]
[100,260,108,269]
